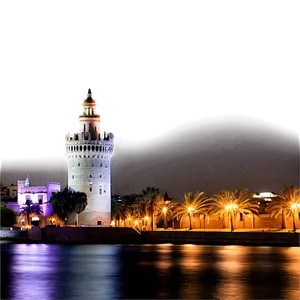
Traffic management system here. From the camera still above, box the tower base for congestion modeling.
[66,211,111,227]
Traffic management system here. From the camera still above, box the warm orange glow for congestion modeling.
[225,204,238,211]
[188,206,194,213]
[163,207,167,214]
[144,216,148,220]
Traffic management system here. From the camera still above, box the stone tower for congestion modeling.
[65,89,114,226]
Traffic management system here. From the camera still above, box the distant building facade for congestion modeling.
[1,184,17,201]
[3,175,61,227]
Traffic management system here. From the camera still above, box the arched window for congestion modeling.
[96,146,99,151]
[80,146,82,151]
[92,146,94,151]
[84,145,86,151]
[88,146,90,151]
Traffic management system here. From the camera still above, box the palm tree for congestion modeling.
[155,199,173,229]
[211,189,259,231]
[111,198,129,226]
[175,191,211,230]
[141,187,163,231]
[19,200,43,227]
[266,186,300,231]
[72,191,87,226]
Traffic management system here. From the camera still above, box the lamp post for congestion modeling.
[163,207,167,229]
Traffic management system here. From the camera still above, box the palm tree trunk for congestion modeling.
[203,215,206,229]
[230,214,234,232]
[151,213,154,231]
[292,213,296,232]
[164,214,167,229]
[76,213,79,227]
[252,214,255,229]
[281,210,286,229]
[189,213,192,230]
[27,213,30,228]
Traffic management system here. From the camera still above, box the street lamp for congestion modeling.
[163,207,167,229]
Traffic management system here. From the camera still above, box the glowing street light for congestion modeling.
[290,202,300,232]
[163,207,168,229]
[188,206,194,213]
[225,204,238,211]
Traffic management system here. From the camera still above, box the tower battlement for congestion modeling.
[65,131,114,142]
[65,89,114,226]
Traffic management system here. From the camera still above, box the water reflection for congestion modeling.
[216,246,250,299]
[1,243,299,299]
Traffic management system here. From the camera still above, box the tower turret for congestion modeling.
[65,89,114,226]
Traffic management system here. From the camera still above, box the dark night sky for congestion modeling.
[0,113,299,199]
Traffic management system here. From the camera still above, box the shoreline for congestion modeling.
[1,239,299,247]
[1,227,299,247]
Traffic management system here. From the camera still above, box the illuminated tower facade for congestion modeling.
[65,89,114,226]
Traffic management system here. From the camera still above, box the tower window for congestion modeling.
[84,145,86,151]
[99,188,102,195]
[240,213,243,221]
[92,146,94,151]
[99,175,102,178]
[72,175,75,179]
[100,163,102,167]
[90,175,92,178]
[88,146,90,151]
[78,163,80,166]
[90,187,92,192]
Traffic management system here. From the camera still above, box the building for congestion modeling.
[253,192,280,213]
[1,184,17,201]
[65,89,114,226]
[3,175,61,227]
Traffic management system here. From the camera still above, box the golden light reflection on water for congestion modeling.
[281,247,300,299]
[154,244,173,269]
[215,246,250,300]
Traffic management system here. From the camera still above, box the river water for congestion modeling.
[1,243,299,299]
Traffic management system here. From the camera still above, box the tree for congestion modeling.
[111,198,129,226]
[19,200,43,227]
[175,191,211,230]
[0,204,17,227]
[211,189,259,231]
[72,192,87,226]
[266,186,300,231]
[50,187,87,225]
[155,199,173,229]
[141,187,163,231]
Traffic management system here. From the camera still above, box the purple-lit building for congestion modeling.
[5,175,60,227]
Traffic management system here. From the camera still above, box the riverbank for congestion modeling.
[1,227,299,246]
